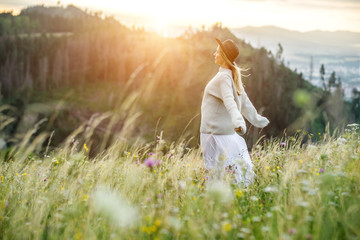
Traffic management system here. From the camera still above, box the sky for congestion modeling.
[1,0,360,32]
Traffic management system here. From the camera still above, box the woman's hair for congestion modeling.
[219,49,246,96]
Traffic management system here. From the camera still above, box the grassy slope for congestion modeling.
[0,124,359,239]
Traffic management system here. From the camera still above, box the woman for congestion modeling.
[200,38,270,188]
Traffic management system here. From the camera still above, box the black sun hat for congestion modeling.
[215,38,239,63]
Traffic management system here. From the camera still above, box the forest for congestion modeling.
[0,5,358,153]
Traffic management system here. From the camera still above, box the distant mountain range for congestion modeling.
[232,25,360,56]
[20,5,88,18]
[231,26,360,99]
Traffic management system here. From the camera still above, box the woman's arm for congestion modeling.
[241,88,270,128]
[220,75,247,134]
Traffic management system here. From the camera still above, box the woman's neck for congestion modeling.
[220,63,231,69]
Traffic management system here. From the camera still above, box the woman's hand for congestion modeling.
[234,127,243,132]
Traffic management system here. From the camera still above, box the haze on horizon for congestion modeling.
[1,0,360,33]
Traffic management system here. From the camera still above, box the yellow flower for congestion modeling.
[222,222,232,232]
[82,194,88,201]
[150,225,157,232]
[23,173,27,176]
[316,173,319,176]
[1,176,3,182]
[83,143,89,152]
[299,160,303,164]
[276,166,279,169]
[187,164,190,167]
[193,197,197,200]
[235,188,243,198]
[265,166,270,170]
[155,219,162,226]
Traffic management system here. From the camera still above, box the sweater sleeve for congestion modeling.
[219,75,247,134]
[241,88,270,128]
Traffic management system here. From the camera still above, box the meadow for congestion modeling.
[1,108,359,239]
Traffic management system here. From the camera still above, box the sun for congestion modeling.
[152,18,170,37]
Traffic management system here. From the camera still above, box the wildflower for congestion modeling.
[156,160,161,166]
[222,222,232,232]
[148,152,154,156]
[92,188,139,228]
[289,228,296,235]
[235,188,243,198]
[144,158,155,168]
[83,144,89,152]
[147,197,151,202]
[206,181,234,203]
[193,197,197,200]
[154,219,162,226]
[169,154,173,158]
[44,177,47,182]
[280,142,286,146]
[319,168,324,173]
[264,185,278,193]
[299,160,303,164]
[135,160,139,165]
[179,181,186,190]
[306,234,312,239]
[265,166,270,170]
[157,194,162,198]
[1,176,3,182]
[23,173,27,176]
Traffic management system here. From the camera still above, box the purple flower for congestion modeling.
[157,194,162,198]
[280,142,286,146]
[148,152,154,156]
[306,234,312,239]
[169,154,173,158]
[147,197,151,202]
[144,158,155,168]
[135,160,139,164]
[156,160,162,166]
[256,153,260,156]
[289,228,296,235]
[43,177,47,182]
[319,168,324,173]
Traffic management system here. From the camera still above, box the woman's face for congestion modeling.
[213,46,225,65]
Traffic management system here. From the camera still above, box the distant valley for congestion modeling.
[231,26,360,100]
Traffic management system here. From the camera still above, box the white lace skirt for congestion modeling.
[200,132,255,188]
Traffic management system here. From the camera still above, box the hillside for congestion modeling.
[0,5,355,153]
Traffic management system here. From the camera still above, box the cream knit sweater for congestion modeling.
[200,67,270,135]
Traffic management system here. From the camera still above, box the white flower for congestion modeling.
[92,188,139,228]
[263,185,278,193]
[337,137,347,144]
[250,196,258,201]
[178,181,187,190]
[206,180,234,203]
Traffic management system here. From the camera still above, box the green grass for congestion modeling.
[0,124,360,239]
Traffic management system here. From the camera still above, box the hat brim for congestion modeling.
[215,38,232,63]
